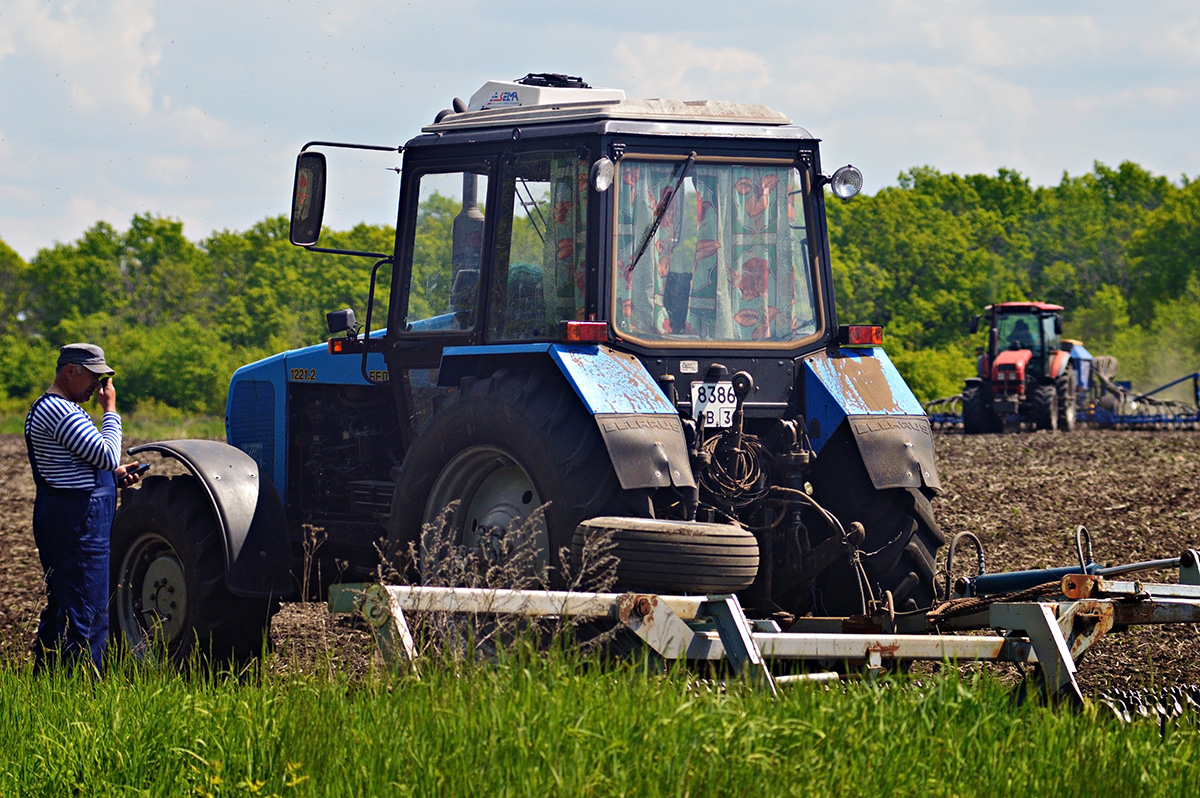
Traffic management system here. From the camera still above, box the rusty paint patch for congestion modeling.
[553,345,676,415]
[805,349,926,417]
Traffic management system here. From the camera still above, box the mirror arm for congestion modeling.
[303,246,391,259]
[360,257,392,384]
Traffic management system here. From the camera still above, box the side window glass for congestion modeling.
[405,170,488,332]
[1042,316,1059,351]
[488,152,587,341]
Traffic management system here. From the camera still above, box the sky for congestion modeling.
[2,0,1199,261]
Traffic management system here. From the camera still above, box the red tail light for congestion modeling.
[838,324,883,347]
[561,321,608,343]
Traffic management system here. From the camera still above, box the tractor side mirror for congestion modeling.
[1054,315,1063,335]
[290,151,328,247]
[969,315,979,335]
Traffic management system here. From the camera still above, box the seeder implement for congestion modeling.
[328,532,1200,709]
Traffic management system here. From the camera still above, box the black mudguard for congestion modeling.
[128,439,293,597]
[845,414,941,491]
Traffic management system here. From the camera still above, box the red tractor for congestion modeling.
[961,302,1077,433]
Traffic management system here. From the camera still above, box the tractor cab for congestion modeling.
[965,301,1073,433]
[976,303,1063,388]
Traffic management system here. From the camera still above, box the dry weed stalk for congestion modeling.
[376,501,623,663]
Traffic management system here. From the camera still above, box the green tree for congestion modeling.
[827,167,1030,352]
[26,221,124,342]
[1027,161,1175,315]
[0,238,30,337]
[1126,180,1200,323]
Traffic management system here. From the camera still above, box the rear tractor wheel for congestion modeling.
[798,426,945,617]
[388,367,630,588]
[1057,374,1077,432]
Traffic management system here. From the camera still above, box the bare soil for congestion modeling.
[2,430,1198,692]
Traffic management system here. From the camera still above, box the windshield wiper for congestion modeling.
[628,152,696,273]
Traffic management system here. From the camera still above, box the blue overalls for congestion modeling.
[26,396,117,676]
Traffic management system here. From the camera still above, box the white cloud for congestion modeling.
[1153,17,1200,66]
[19,0,160,114]
[144,155,193,186]
[612,35,771,102]
[161,105,234,149]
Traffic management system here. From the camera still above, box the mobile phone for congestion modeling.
[131,463,152,476]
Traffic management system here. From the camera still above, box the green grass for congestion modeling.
[1,643,1197,798]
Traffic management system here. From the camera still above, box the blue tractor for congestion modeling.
[109,74,944,661]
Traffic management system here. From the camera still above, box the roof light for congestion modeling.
[591,157,615,192]
[839,324,883,347]
[830,165,864,200]
[561,320,608,343]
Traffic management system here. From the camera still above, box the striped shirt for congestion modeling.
[25,394,122,489]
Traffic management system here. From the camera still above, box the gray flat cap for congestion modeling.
[57,343,114,375]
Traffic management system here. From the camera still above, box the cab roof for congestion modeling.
[422,75,796,133]
[423,97,795,132]
[987,301,1064,313]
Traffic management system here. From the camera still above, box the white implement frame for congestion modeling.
[328,560,1200,703]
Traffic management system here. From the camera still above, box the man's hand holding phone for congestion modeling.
[117,461,150,488]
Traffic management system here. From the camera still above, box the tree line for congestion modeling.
[0,159,1195,417]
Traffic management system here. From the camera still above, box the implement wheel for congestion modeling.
[1057,374,1077,431]
[110,475,274,665]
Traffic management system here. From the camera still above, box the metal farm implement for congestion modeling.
[329,527,1200,711]
[925,357,1200,432]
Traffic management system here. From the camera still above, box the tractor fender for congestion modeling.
[128,439,293,598]
[1048,349,1072,380]
[803,347,941,491]
[436,343,695,491]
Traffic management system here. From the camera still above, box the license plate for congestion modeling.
[691,381,737,428]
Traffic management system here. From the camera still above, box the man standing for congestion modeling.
[24,343,143,675]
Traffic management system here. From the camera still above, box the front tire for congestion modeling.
[110,475,274,665]
[962,384,1000,434]
[1032,383,1059,431]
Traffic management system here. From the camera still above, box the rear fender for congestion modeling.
[1048,350,1071,379]
[803,348,941,491]
[128,439,293,598]
[437,343,695,491]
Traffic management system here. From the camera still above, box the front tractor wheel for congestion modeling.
[962,384,1001,434]
[1032,383,1059,431]
[110,475,274,665]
